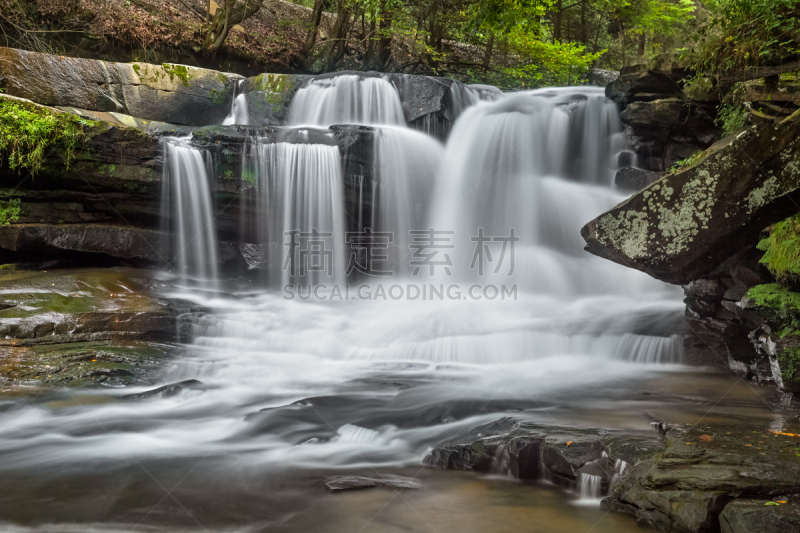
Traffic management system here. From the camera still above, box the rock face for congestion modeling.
[720,499,800,532]
[606,65,720,173]
[0,47,237,126]
[582,109,800,285]
[605,424,800,533]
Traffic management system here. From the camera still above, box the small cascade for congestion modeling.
[577,473,603,502]
[161,138,219,282]
[223,79,249,125]
[373,127,444,275]
[249,139,346,286]
[610,459,629,489]
[288,75,405,126]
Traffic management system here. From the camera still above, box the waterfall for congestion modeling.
[288,75,406,127]
[373,127,444,274]
[161,138,219,282]
[223,79,248,125]
[578,473,603,501]
[249,140,346,286]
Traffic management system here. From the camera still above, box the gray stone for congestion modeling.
[615,167,662,190]
[582,109,800,285]
[720,498,800,533]
[0,47,235,126]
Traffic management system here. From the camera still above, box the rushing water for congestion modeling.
[0,75,719,530]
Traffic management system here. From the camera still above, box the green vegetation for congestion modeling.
[715,103,750,136]
[757,214,800,284]
[684,0,800,79]
[210,89,227,106]
[241,168,258,185]
[746,283,800,337]
[0,197,21,225]
[779,347,800,382]
[0,98,92,175]
[162,64,193,86]
[668,150,704,172]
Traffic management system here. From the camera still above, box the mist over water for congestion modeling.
[0,75,699,528]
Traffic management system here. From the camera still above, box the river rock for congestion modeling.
[720,498,800,532]
[0,47,236,126]
[237,72,310,125]
[582,108,800,285]
[604,424,800,533]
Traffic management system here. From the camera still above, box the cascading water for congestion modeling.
[0,76,702,531]
[161,138,219,282]
[288,74,406,126]
[249,139,347,286]
[222,79,249,125]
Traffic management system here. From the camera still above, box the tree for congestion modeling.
[202,0,264,54]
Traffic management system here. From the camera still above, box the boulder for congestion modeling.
[615,167,662,190]
[604,424,800,532]
[582,109,800,285]
[237,72,310,125]
[0,47,236,126]
[720,499,800,533]
[605,66,686,105]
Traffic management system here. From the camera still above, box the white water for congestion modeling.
[161,139,219,281]
[222,79,248,125]
[0,78,689,517]
[288,75,406,127]
[577,472,604,503]
[249,140,346,286]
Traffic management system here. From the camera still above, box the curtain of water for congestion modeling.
[161,139,219,282]
[249,140,346,286]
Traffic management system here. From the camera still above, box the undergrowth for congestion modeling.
[0,197,21,225]
[0,99,93,175]
[780,347,800,382]
[715,104,750,136]
[668,150,704,173]
[746,283,800,337]
[757,214,800,284]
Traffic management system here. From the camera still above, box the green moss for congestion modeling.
[779,347,800,382]
[0,197,21,225]
[756,214,800,283]
[668,151,704,173]
[210,88,226,105]
[715,103,749,136]
[162,64,193,87]
[223,169,233,180]
[241,168,258,185]
[0,98,92,175]
[747,283,800,337]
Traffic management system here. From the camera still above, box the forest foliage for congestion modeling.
[0,0,797,88]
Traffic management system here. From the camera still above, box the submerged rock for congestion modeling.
[582,108,800,285]
[324,475,422,492]
[122,379,205,399]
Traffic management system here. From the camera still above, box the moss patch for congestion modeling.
[0,97,93,175]
[747,283,800,337]
[757,214,800,283]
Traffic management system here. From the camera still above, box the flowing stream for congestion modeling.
[0,76,765,531]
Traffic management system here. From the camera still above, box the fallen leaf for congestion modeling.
[566,441,572,446]
[765,501,781,506]
[700,434,712,442]
[771,430,800,437]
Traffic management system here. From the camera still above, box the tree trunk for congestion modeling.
[376,0,393,70]
[323,0,351,71]
[553,0,562,41]
[303,0,326,57]
[580,0,587,45]
[482,33,494,71]
[637,32,646,57]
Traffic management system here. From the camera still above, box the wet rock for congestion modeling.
[615,167,662,190]
[582,109,800,285]
[424,417,660,486]
[122,379,205,399]
[324,475,422,492]
[604,424,800,532]
[720,498,800,532]
[0,47,236,126]
[605,66,686,106]
[237,73,310,125]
